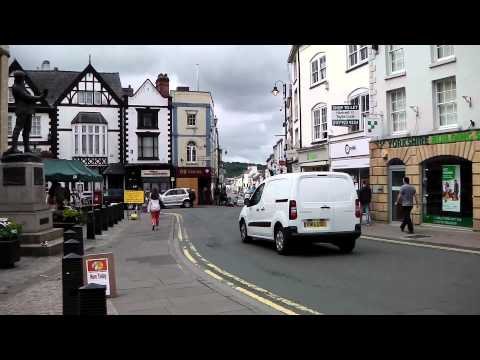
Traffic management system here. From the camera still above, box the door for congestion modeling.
[246,183,266,237]
[175,189,188,205]
[162,189,176,205]
[262,179,290,239]
[389,165,405,222]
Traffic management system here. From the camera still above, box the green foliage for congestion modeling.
[223,162,266,178]
[0,219,22,241]
[62,208,86,224]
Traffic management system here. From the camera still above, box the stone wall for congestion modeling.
[369,139,480,231]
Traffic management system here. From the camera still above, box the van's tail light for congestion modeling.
[289,200,297,220]
[355,199,362,218]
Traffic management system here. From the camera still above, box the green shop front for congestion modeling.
[297,144,329,172]
[369,129,480,230]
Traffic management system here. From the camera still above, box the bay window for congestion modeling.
[73,124,107,156]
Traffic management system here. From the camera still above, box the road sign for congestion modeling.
[124,190,144,204]
[332,105,359,126]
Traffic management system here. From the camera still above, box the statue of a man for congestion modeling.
[6,70,47,154]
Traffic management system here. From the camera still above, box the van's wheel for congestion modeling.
[240,220,252,243]
[275,226,291,255]
[183,200,192,208]
[337,238,356,254]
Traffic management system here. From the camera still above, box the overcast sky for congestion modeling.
[10,45,290,164]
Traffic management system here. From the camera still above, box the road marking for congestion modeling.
[183,247,197,264]
[235,286,298,315]
[361,235,480,255]
[205,270,223,281]
[172,212,322,315]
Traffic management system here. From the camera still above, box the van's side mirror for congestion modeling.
[244,198,250,206]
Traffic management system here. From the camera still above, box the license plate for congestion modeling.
[304,219,327,228]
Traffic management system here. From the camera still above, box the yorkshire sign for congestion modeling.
[375,130,480,149]
[331,105,360,126]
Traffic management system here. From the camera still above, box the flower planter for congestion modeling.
[0,237,20,268]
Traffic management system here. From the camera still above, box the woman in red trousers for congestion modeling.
[147,187,161,231]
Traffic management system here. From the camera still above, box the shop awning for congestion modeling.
[103,162,125,175]
[43,159,103,182]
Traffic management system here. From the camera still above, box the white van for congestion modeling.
[238,172,361,255]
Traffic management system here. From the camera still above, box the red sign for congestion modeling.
[176,167,212,178]
[87,258,108,272]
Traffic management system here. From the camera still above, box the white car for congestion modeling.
[160,188,193,208]
[238,172,361,255]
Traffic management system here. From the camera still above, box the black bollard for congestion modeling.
[78,283,107,315]
[87,211,95,239]
[64,239,83,256]
[64,229,77,241]
[107,205,114,228]
[120,203,124,220]
[112,204,118,225]
[94,208,102,235]
[62,253,84,315]
[101,206,109,231]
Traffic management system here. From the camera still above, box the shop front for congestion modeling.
[124,164,173,193]
[297,144,329,172]
[176,167,213,205]
[330,137,370,190]
[369,129,480,230]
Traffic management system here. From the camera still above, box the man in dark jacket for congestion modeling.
[358,180,372,225]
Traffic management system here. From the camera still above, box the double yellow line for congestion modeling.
[169,212,322,316]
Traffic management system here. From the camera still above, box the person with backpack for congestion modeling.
[358,180,372,225]
[147,187,161,231]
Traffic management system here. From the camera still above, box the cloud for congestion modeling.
[10,45,290,163]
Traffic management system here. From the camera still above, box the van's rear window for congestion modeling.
[298,177,352,202]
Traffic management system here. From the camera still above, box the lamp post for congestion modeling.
[271,80,288,173]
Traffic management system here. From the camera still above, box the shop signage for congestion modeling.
[141,169,170,177]
[376,130,480,148]
[124,190,145,204]
[83,253,117,297]
[442,165,461,213]
[177,167,211,178]
[423,214,472,228]
[331,105,359,126]
[431,130,480,145]
[330,138,370,159]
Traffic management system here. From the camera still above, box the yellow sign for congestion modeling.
[124,190,144,204]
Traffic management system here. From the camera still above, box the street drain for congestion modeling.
[404,234,432,239]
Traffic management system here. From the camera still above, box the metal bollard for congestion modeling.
[64,229,77,241]
[62,253,84,315]
[120,204,124,220]
[87,211,95,239]
[101,206,109,231]
[78,283,107,315]
[72,224,85,241]
[94,208,103,235]
[64,239,83,256]
[107,205,114,228]
[112,204,119,225]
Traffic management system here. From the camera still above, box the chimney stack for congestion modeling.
[155,73,170,98]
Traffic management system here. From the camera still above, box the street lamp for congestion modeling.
[271,80,289,173]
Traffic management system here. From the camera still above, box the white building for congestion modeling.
[368,45,480,230]
[7,59,127,190]
[272,138,287,174]
[287,45,371,182]
[124,75,172,193]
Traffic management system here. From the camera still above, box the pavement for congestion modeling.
[362,222,480,251]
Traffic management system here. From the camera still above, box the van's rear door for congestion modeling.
[297,174,355,233]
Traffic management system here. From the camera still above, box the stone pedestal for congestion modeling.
[0,156,63,256]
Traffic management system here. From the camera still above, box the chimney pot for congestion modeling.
[156,73,170,98]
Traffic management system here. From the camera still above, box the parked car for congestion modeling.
[103,188,124,205]
[160,188,193,208]
[238,172,361,255]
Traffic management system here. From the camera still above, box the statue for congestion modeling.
[3,70,47,156]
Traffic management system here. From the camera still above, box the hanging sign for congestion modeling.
[442,165,461,213]
[331,105,359,126]
[124,190,145,204]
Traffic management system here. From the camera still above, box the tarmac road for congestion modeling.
[168,206,480,315]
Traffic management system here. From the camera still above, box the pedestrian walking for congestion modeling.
[147,187,161,231]
[395,177,417,234]
[358,180,372,225]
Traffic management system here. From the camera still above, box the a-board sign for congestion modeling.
[83,252,117,298]
[331,104,360,126]
[124,190,144,204]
